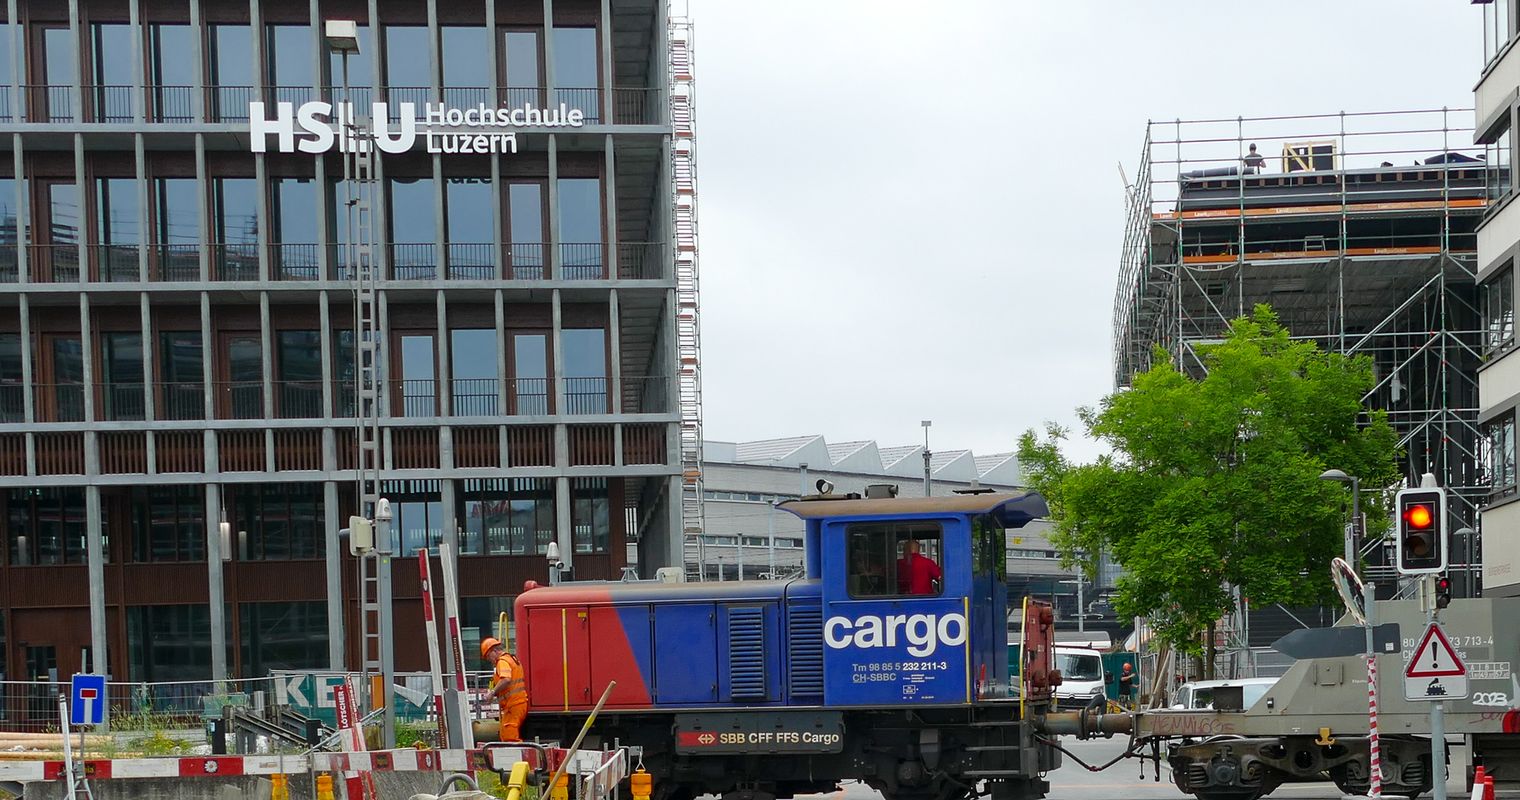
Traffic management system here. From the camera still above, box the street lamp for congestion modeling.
[922,420,933,497]
[1319,468,1360,570]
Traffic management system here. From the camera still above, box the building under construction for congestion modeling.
[1113,109,1489,594]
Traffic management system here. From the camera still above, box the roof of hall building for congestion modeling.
[705,436,1023,485]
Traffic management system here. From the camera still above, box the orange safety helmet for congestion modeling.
[1123,662,1132,670]
[480,637,503,659]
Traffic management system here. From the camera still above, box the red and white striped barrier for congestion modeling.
[0,745,621,785]
[1368,654,1382,799]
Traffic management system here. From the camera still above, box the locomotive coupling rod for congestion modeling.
[1037,711,1133,738]
[544,681,618,797]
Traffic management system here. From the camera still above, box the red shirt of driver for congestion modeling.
[897,553,943,595]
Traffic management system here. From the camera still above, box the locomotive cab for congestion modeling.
[781,491,1048,707]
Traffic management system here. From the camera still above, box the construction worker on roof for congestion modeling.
[481,636,528,741]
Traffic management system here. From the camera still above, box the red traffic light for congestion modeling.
[1403,503,1434,529]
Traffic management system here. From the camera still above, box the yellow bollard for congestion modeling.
[315,773,335,800]
[551,771,570,800]
[630,768,653,800]
[270,773,290,800]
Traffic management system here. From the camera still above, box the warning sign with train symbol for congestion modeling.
[1403,622,1469,701]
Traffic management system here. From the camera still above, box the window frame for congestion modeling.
[844,521,945,600]
[1485,262,1516,358]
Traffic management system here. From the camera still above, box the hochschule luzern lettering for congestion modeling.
[248,100,587,155]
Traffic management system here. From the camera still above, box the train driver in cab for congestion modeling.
[896,538,942,595]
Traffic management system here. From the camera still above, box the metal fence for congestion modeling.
[0,677,278,734]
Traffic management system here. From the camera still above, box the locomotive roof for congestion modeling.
[778,490,1048,527]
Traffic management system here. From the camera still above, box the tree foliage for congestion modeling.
[1017,306,1399,653]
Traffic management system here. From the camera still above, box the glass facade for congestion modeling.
[239,601,328,678]
[128,605,214,682]
[131,485,206,562]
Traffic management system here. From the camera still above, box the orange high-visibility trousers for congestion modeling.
[501,701,528,742]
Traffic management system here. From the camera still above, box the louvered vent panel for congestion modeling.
[787,603,824,699]
[728,606,766,701]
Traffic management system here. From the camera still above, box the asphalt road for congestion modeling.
[801,737,1475,800]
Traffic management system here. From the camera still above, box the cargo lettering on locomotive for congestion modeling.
[823,611,968,657]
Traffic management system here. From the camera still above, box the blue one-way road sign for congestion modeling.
[69,674,106,726]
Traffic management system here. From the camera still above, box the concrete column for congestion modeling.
[85,485,107,677]
[196,134,209,280]
[19,293,32,424]
[599,0,613,120]
[12,137,26,281]
[79,293,95,422]
[135,134,148,281]
[260,293,273,417]
[320,291,333,418]
[206,483,228,683]
[556,476,573,574]
[129,0,144,124]
[547,136,560,279]
[189,0,204,122]
[609,289,622,414]
[67,0,81,124]
[495,289,507,412]
[666,475,683,571]
[441,479,459,561]
[6,0,18,124]
[139,294,154,420]
[324,480,344,669]
[603,135,617,278]
[255,155,270,281]
[551,289,564,413]
[432,154,445,279]
[200,292,213,419]
[436,288,450,415]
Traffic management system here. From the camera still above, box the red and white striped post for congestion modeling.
[418,551,449,749]
[1367,652,1381,798]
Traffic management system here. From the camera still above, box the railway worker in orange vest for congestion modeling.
[481,637,528,741]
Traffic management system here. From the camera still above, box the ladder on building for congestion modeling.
[343,106,387,716]
[669,15,706,577]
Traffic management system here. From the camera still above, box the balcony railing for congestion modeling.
[442,86,491,109]
[157,382,205,420]
[507,243,547,280]
[273,243,320,280]
[451,378,499,416]
[554,88,600,124]
[447,243,495,280]
[393,243,439,280]
[323,85,374,113]
[622,375,669,414]
[0,383,21,421]
[151,243,200,281]
[217,380,263,419]
[0,245,17,283]
[0,86,12,120]
[149,85,195,123]
[85,85,133,123]
[36,383,85,422]
[210,86,255,122]
[617,242,665,280]
[560,243,605,280]
[26,85,73,122]
[386,87,432,120]
[269,85,314,106]
[100,382,146,420]
[211,242,260,281]
[563,376,608,414]
[613,88,661,125]
[32,244,81,282]
[396,379,438,417]
[499,86,545,110]
[275,380,324,419]
[95,244,140,282]
[511,378,549,416]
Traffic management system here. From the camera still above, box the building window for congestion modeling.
[445,178,493,279]
[160,330,204,420]
[846,522,943,599]
[0,333,20,422]
[501,30,541,108]
[209,24,253,122]
[572,478,610,554]
[451,329,497,416]
[276,331,322,418]
[235,483,323,560]
[131,485,205,562]
[442,27,490,108]
[212,177,259,279]
[390,177,438,279]
[507,183,545,279]
[510,332,548,414]
[387,480,444,556]
[240,602,328,678]
[48,336,85,422]
[272,178,318,279]
[101,331,145,421]
[384,26,430,113]
[265,25,314,105]
[127,605,213,683]
[551,27,598,122]
[1486,265,1515,356]
[1488,125,1512,204]
[8,488,89,566]
[223,332,263,419]
[40,27,76,122]
[1486,411,1518,498]
[149,24,195,122]
[461,478,554,556]
[95,177,139,281]
[153,178,200,280]
[557,178,603,279]
[461,596,513,666]
[1486,0,1517,65]
[399,333,436,417]
[562,329,606,414]
[89,23,133,123]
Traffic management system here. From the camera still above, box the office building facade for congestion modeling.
[0,0,695,698]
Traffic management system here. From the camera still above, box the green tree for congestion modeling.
[1018,306,1399,667]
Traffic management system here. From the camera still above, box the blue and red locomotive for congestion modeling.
[515,489,1063,800]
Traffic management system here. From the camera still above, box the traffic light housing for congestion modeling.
[1435,575,1452,609]
[1395,487,1447,575]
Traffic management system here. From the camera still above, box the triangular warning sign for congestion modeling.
[1405,623,1466,678]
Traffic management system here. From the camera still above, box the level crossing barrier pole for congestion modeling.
[1427,575,1447,800]
[1366,581,1381,799]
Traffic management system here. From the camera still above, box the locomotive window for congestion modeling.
[847,522,943,598]
[972,515,1006,579]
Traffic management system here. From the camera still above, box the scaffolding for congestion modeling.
[1113,109,1489,594]
[669,7,706,573]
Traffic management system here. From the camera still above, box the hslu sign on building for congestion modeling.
[249,101,587,155]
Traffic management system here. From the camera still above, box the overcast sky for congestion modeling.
[689,1,1482,464]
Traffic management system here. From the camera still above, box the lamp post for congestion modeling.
[922,420,932,497]
[1319,468,1360,570]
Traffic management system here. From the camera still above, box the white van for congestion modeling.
[1053,646,1108,708]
